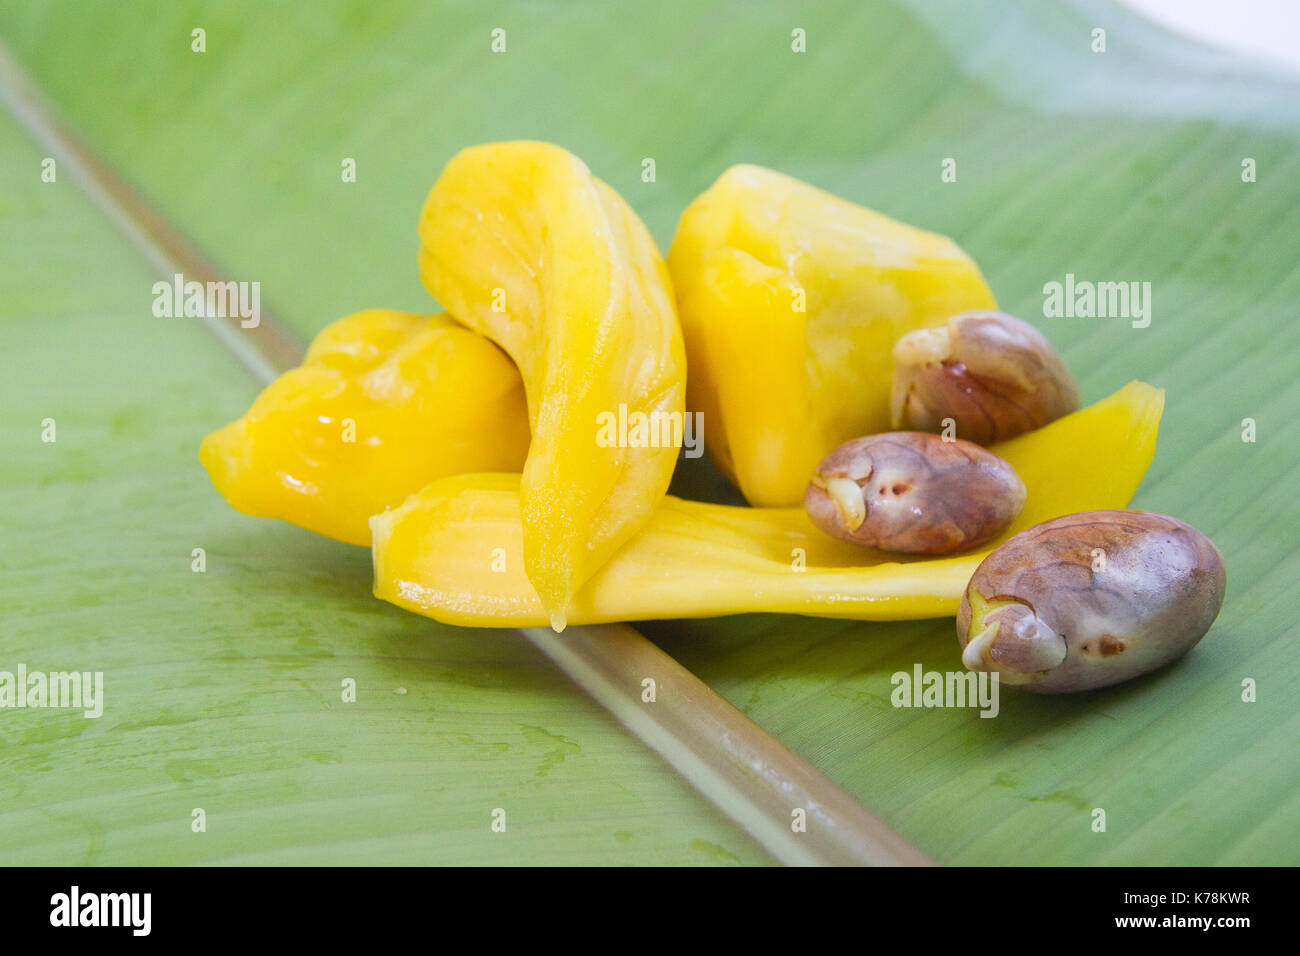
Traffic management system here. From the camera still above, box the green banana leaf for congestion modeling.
[2,0,1296,865]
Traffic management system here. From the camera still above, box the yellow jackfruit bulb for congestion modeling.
[667,165,997,506]
[200,309,530,546]
[418,141,687,630]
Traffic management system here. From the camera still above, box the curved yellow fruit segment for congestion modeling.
[373,382,1163,627]
[667,165,997,507]
[418,141,687,630]
[200,309,530,546]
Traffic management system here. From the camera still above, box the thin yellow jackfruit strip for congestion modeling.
[372,382,1163,628]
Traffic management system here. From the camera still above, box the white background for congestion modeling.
[1118,0,1300,70]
